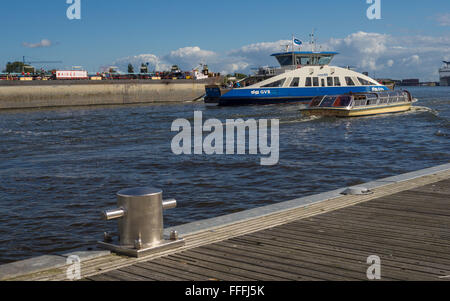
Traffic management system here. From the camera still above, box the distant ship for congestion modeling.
[439,61,450,86]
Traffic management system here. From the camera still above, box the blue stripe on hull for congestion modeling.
[219,97,313,106]
[218,86,389,106]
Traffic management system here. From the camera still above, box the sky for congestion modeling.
[0,0,449,81]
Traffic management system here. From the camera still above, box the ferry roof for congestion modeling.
[271,51,339,56]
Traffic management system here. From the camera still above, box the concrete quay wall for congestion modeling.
[0,80,211,109]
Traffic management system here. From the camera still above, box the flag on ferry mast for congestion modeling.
[293,38,303,46]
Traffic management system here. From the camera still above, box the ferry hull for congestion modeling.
[302,103,412,118]
[216,86,389,106]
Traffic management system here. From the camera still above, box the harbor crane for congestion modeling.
[21,56,62,73]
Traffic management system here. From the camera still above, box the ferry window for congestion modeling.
[334,77,341,86]
[333,96,352,107]
[317,56,332,65]
[290,77,300,87]
[345,77,355,86]
[320,96,336,107]
[354,99,364,106]
[368,98,378,105]
[305,77,312,87]
[321,78,325,87]
[262,78,286,88]
[276,56,293,66]
[327,77,333,86]
[300,57,312,65]
[313,77,319,87]
[358,77,372,85]
[310,96,323,107]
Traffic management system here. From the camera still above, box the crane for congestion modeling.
[21,56,62,73]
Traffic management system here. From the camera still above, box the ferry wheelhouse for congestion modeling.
[205,47,390,106]
[301,90,415,117]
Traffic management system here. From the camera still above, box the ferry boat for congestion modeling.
[439,61,450,86]
[300,90,416,117]
[205,36,390,106]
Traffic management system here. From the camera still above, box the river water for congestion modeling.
[0,86,449,264]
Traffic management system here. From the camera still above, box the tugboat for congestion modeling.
[300,90,416,117]
[205,34,390,106]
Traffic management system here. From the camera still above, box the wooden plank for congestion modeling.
[105,269,154,281]
[375,190,450,203]
[216,238,444,280]
[152,257,253,281]
[116,265,185,281]
[133,261,211,281]
[166,253,266,281]
[410,180,450,195]
[308,213,450,237]
[86,273,121,281]
[169,251,310,281]
[337,206,450,225]
[248,229,450,268]
[203,241,374,281]
[359,202,450,217]
[227,236,450,278]
[287,218,450,247]
[266,225,450,261]
[306,208,450,233]
[311,209,450,233]
[237,232,450,273]
[281,220,450,250]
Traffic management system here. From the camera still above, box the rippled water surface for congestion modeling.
[0,86,449,263]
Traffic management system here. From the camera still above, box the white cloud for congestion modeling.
[22,39,52,48]
[322,32,449,81]
[113,54,169,72]
[163,46,217,70]
[437,13,450,26]
[402,55,420,65]
[112,31,450,81]
[221,61,250,74]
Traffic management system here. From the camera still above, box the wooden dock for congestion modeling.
[3,165,450,281]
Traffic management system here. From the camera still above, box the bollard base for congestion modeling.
[98,239,185,258]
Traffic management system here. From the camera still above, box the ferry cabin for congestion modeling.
[214,51,389,106]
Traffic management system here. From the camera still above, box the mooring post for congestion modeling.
[99,187,184,257]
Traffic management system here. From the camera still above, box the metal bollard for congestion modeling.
[98,187,184,258]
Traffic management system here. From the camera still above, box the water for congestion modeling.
[0,86,448,264]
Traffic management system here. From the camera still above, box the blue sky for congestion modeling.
[1,0,449,80]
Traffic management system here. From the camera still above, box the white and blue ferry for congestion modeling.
[205,42,390,106]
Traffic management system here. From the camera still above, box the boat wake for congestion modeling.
[409,106,439,116]
[280,115,323,124]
